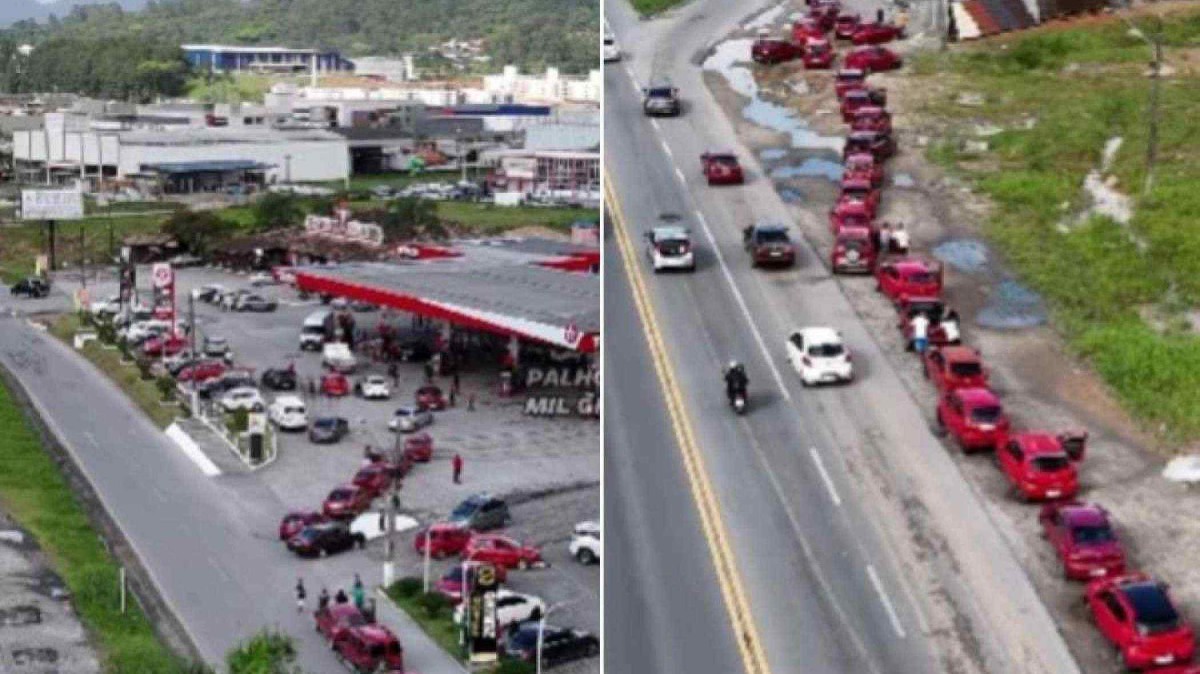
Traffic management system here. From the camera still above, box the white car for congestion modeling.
[569,521,601,565]
[603,33,621,62]
[322,342,357,373]
[389,406,434,433]
[646,226,695,272]
[249,272,276,287]
[220,386,265,413]
[89,294,123,316]
[454,589,545,628]
[357,375,391,400]
[267,395,308,430]
[122,320,171,344]
[785,327,854,386]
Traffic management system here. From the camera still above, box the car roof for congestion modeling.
[354,624,397,644]
[847,130,882,140]
[837,68,865,77]
[796,326,841,343]
[395,405,420,414]
[854,106,887,115]
[227,386,259,395]
[274,394,304,405]
[1011,433,1065,456]
[328,603,362,617]
[1060,504,1109,527]
[892,257,938,272]
[955,387,1001,406]
[313,415,345,423]
[752,221,788,233]
[652,225,689,239]
[836,225,872,238]
[841,177,872,188]
[939,346,981,362]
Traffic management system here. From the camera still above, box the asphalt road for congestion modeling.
[602,0,1080,673]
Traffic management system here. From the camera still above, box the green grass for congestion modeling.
[0,215,165,284]
[385,580,464,661]
[0,373,188,673]
[48,314,180,429]
[435,202,596,233]
[630,0,689,15]
[913,10,1200,442]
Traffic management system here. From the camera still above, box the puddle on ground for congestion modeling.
[704,39,844,154]
[769,158,844,181]
[893,173,916,188]
[745,3,787,30]
[932,238,989,273]
[777,186,804,203]
[760,148,788,161]
[977,279,1047,329]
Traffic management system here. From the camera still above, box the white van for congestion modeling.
[299,310,332,351]
[322,342,357,373]
[268,395,308,430]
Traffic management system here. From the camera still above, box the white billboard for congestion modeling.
[501,156,538,180]
[21,189,84,221]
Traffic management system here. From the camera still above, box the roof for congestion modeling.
[961,0,1036,37]
[1011,433,1065,456]
[182,44,338,55]
[1060,504,1109,528]
[140,160,274,174]
[955,387,1001,406]
[796,326,841,343]
[652,225,689,239]
[891,257,939,272]
[940,345,981,362]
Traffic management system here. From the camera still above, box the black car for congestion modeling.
[261,367,297,391]
[10,277,50,298]
[349,300,377,312]
[237,295,278,312]
[642,80,681,117]
[309,416,350,444]
[503,622,599,666]
[198,370,256,398]
[285,522,365,558]
[449,494,511,531]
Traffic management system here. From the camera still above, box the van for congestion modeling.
[322,342,357,373]
[300,310,333,350]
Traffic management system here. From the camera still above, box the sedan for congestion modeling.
[844,45,902,73]
[997,433,1079,501]
[202,337,232,359]
[321,373,351,397]
[236,294,277,312]
[356,375,391,400]
[322,485,374,519]
[261,367,297,391]
[176,360,226,383]
[462,534,544,570]
[851,21,904,45]
[502,623,599,666]
[455,589,544,628]
[403,433,434,462]
[1086,573,1195,669]
[309,416,350,444]
[415,385,447,411]
[1039,501,1126,581]
[390,406,434,433]
[352,464,393,499]
[923,346,988,394]
[315,604,367,645]
[286,522,365,558]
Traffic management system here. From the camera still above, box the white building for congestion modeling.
[350,56,417,83]
[483,67,601,105]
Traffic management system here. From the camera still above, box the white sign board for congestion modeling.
[151,263,174,289]
[501,156,538,180]
[21,189,84,221]
[303,214,385,247]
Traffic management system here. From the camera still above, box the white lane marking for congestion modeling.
[626,65,641,97]
[809,447,842,507]
[867,564,908,639]
[651,118,663,132]
[674,166,687,183]
[165,422,223,477]
[660,136,674,160]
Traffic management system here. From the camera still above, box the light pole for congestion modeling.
[535,599,582,674]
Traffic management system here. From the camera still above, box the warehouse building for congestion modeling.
[183,44,355,74]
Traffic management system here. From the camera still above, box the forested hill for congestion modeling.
[2,0,599,75]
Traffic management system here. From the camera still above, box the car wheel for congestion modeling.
[576,548,596,565]
[518,559,529,571]
[587,642,599,657]
[355,534,366,548]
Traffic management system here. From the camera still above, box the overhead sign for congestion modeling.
[304,213,385,247]
[151,263,174,289]
[21,189,84,221]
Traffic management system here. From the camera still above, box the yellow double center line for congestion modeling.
[604,169,773,674]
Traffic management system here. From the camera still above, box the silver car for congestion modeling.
[388,406,433,433]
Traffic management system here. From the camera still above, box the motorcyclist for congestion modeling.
[723,361,749,404]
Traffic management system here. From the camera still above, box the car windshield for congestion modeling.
[314,418,336,429]
[330,489,352,500]
[949,362,982,377]
[451,501,479,519]
[1031,456,1070,473]
[970,406,1003,424]
[808,343,844,358]
[603,37,614,45]
[284,406,305,415]
[838,72,864,83]
[841,215,869,228]
[756,229,790,244]
[368,644,384,657]
[648,87,673,97]
[1071,524,1115,545]
[1127,585,1179,633]
[844,187,869,200]
[809,43,830,55]
[906,271,936,284]
[710,155,737,165]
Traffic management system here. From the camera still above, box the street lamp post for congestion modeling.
[535,599,582,674]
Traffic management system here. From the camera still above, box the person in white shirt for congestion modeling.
[941,308,961,344]
[911,312,930,353]
[892,222,911,254]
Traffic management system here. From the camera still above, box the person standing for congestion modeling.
[334,588,349,605]
[452,453,464,484]
[892,223,911,255]
[388,361,399,388]
[318,587,330,611]
[295,578,307,613]
[878,222,893,254]
[352,574,365,610]
[911,312,930,354]
[876,7,884,23]
[452,370,461,394]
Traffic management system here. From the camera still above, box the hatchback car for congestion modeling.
[321,372,350,397]
[850,106,893,135]
[837,178,881,217]
[202,336,231,359]
[462,534,544,570]
[315,603,368,645]
[751,36,803,64]
[875,258,943,304]
[646,226,696,273]
[831,226,877,274]
[792,17,826,43]
[923,346,988,393]
[356,375,391,400]
[936,387,1009,452]
[642,80,681,117]
[843,130,896,162]
[332,624,404,673]
[322,485,374,519]
[449,494,511,531]
[403,432,434,462]
[176,360,226,383]
[997,433,1079,501]
[845,45,902,73]
[352,464,394,499]
[308,416,350,444]
[390,406,434,433]
[701,151,745,185]
[261,367,297,391]
[834,12,861,39]
[414,522,473,559]
[802,38,835,69]
[235,294,277,312]
[220,386,265,413]
[502,623,599,666]
[1039,501,1126,581]
[1086,573,1195,670]
[843,151,885,188]
[415,385,447,411]
[851,21,904,45]
[834,68,867,99]
[786,327,853,386]
[743,222,797,268]
[569,521,601,565]
[286,522,365,557]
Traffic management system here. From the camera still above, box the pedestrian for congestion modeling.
[423,360,434,382]
[308,377,317,397]
[452,371,461,394]
[388,361,399,388]
[318,587,330,611]
[892,222,911,255]
[449,388,457,407]
[910,311,930,354]
[468,392,476,411]
[431,351,443,376]
[452,453,464,484]
[295,578,306,613]
[876,7,884,23]
[334,588,349,605]
[941,308,961,344]
[352,574,365,610]
[878,222,893,254]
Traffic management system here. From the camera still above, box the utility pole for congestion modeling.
[79,224,85,290]
[189,292,198,416]
[47,220,57,276]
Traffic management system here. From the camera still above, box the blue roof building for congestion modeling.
[182,44,355,74]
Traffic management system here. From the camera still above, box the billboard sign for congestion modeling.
[502,156,538,180]
[467,562,499,663]
[304,213,385,247]
[21,189,84,221]
[151,263,174,290]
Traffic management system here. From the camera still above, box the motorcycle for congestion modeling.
[730,390,747,414]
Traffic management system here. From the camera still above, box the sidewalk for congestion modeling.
[374,588,469,674]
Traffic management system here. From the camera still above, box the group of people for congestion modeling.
[909,307,961,354]
[877,222,911,256]
[296,573,375,619]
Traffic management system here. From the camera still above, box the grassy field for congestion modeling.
[0,378,188,673]
[910,9,1200,441]
[48,315,180,429]
[314,171,461,193]
[0,215,165,284]
[436,202,596,233]
[630,0,689,14]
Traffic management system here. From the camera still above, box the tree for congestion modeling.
[162,210,235,256]
[379,197,445,241]
[225,630,305,674]
[252,193,303,232]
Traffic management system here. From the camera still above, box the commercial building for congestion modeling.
[482,67,602,104]
[183,44,354,74]
[350,56,418,82]
[482,149,600,206]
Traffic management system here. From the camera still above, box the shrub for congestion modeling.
[494,660,537,674]
[155,376,176,402]
[225,629,300,674]
[390,577,423,599]
[97,322,116,344]
[229,407,250,434]
[414,591,452,619]
[135,357,152,380]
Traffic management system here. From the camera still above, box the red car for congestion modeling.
[808,1,839,32]
[152,304,175,321]
[843,130,896,162]
[743,222,797,268]
[278,510,326,540]
[997,433,1079,501]
[802,38,835,69]
[177,360,225,383]
[850,106,892,135]
[834,12,861,39]
[792,18,826,43]
[875,257,943,304]
[1086,573,1195,670]
[923,345,988,393]
[352,464,393,499]
[751,37,803,64]
[1039,501,1126,581]
[850,22,904,45]
[701,152,745,185]
[415,385,447,411]
[838,178,881,216]
[322,484,374,519]
[840,88,887,122]
[414,522,473,559]
[404,432,434,462]
[434,561,508,603]
[142,334,187,357]
[315,603,368,644]
[333,624,404,673]
[462,534,544,570]
[936,387,1009,452]
[845,45,903,73]
[321,372,350,397]
[834,69,867,100]
[829,200,873,235]
[831,226,877,274]
[843,152,884,188]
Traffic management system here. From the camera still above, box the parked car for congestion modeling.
[923,346,988,393]
[322,342,357,373]
[700,151,745,185]
[219,386,265,413]
[843,152,885,188]
[435,561,508,603]
[997,433,1079,501]
[455,588,545,628]
[90,294,123,315]
[448,494,511,531]
[751,36,803,64]
[322,485,374,519]
[286,521,366,557]
[850,106,893,135]
[463,534,544,570]
[851,21,904,45]
[332,624,404,673]
[897,297,959,350]
[836,178,881,219]
[875,257,943,305]
[193,285,226,303]
[936,387,1009,452]
[845,45,903,72]
[202,336,232,360]
[349,300,376,312]
[569,521,601,565]
[355,375,391,399]
[802,38,836,69]
[502,623,599,666]
[603,32,621,62]
[843,130,896,162]
[235,294,277,312]
[308,416,350,444]
[414,522,473,559]
[268,395,308,431]
[352,464,394,499]
[279,510,326,540]
[742,221,797,268]
[1039,501,1126,581]
[834,68,867,99]
[142,334,187,357]
[261,367,297,391]
[1086,573,1195,670]
[415,385,447,411]
[197,368,255,398]
[315,603,368,645]
[828,200,873,235]
[840,86,889,121]
[9,277,49,298]
[404,432,434,462]
[321,372,351,397]
[642,79,681,116]
[785,327,853,386]
[834,12,861,39]
[831,226,877,274]
[176,360,226,383]
[390,406,434,433]
[792,17,826,43]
